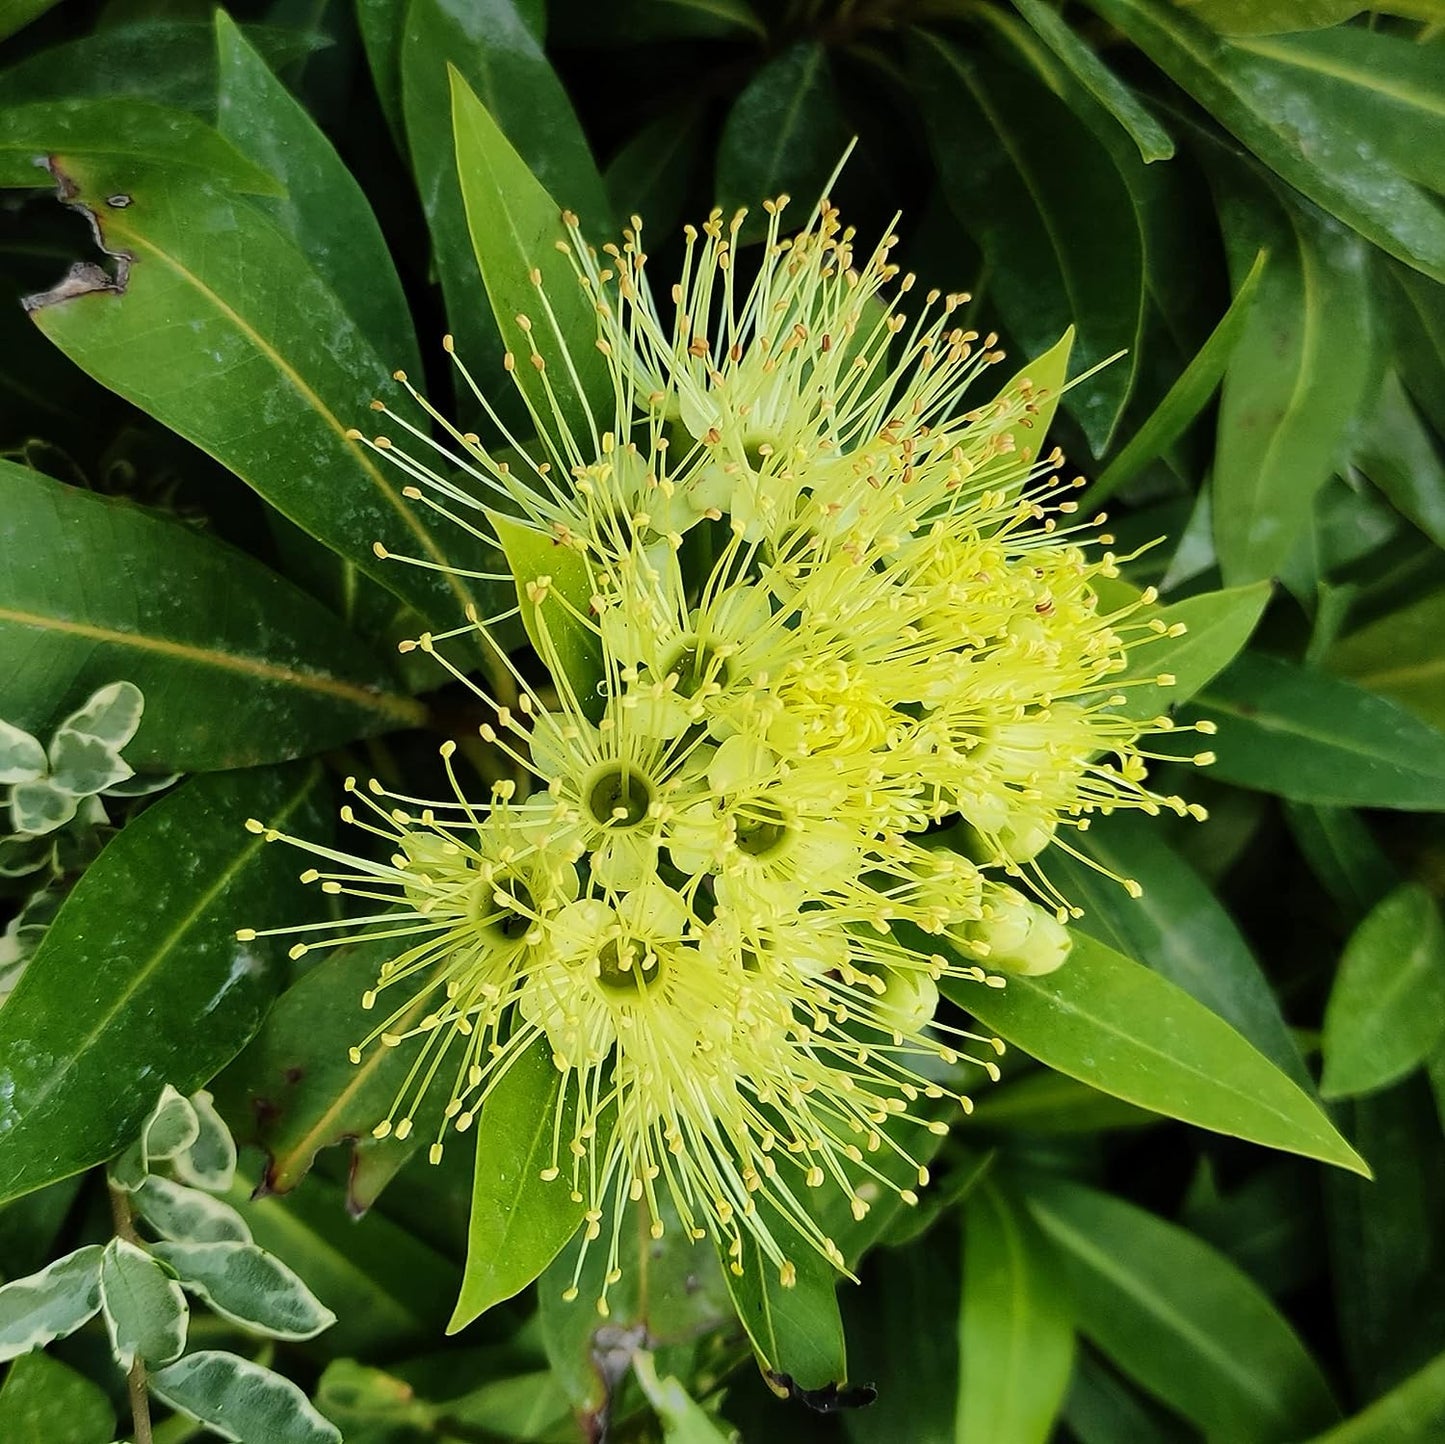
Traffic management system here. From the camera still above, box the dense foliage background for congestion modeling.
[1,0,1444,1440]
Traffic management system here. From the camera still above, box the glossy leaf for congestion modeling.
[1085,0,1445,281]
[0,465,420,771]
[1183,652,1445,810]
[957,1181,1074,1444]
[0,764,325,1204]
[0,1350,114,1444]
[450,1039,584,1332]
[151,1351,342,1444]
[99,1236,188,1370]
[1305,1350,1445,1444]
[1322,884,1445,1100]
[966,1068,1155,1133]
[944,932,1367,1174]
[0,1246,102,1362]
[26,141,487,636]
[913,32,1145,454]
[715,42,850,240]
[1043,810,1307,1083]
[1087,251,1265,506]
[152,1240,336,1341]
[1026,1179,1340,1441]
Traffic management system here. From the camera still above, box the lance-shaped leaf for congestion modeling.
[942,932,1368,1176]
[0,1246,103,1362]
[0,764,326,1204]
[151,1351,342,1444]
[1304,1350,1445,1444]
[151,1240,336,1341]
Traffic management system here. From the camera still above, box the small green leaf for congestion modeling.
[133,1176,252,1246]
[633,1352,736,1444]
[54,681,144,752]
[9,780,76,836]
[944,932,1368,1175]
[985,329,1074,471]
[0,1245,103,1362]
[0,765,326,1205]
[112,1084,202,1191]
[1322,884,1445,1101]
[0,1350,114,1444]
[0,720,44,784]
[450,1039,584,1333]
[1303,1349,1445,1444]
[1183,652,1445,811]
[151,1351,342,1444]
[1025,1179,1340,1441]
[957,1180,1074,1444]
[171,1090,238,1193]
[151,1240,336,1341]
[99,1236,188,1370]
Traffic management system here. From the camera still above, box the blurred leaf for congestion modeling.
[967,1068,1155,1133]
[1384,261,1445,439]
[715,42,850,240]
[1011,0,1173,163]
[0,765,324,1205]
[913,32,1145,454]
[28,152,490,638]
[551,0,763,43]
[152,1239,336,1340]
[450,1040,584,1333]
[957,1180,1074,1444]
[1209,166,1372,586]
[0,1246,103,1362]
[0,1350,114,1444]
[605,105,708,242]
[1063,1352,1186,1444]
[0,464,422,771]
[1185,0,1363,30]
[1088,251,1265,505]
[1043,810,1307,1083]
[1026,1179,1340,1441]
[151,1350,342,1444]
[1183,651,1445,810]
[1329,589,1445,732]
[1321,883,1445,1100]
[1085,0,1445,281]
[1111,580,1271,721]
[0,0,62,43]
[99,1236,188,1370]
[1350,371,1445,554]
[355,0,408,141]
[945,932,1367,1174]
[1327,1078,1445,1399]
[1284,803,1399,924]
[1304,1350,1445,1443]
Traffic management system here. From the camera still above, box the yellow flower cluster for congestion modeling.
[242,196,1211,1307]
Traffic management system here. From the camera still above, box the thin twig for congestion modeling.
[107,1181,155,1444]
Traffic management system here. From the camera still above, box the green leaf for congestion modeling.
[133,1176,252,1246]
[0,97,283,192]
[1330,587,1445,729]
[1010,0,1173,163]
[0,0,62,44]
[1304,1350,1445,1444]
[1062,1353,1181,1444]
[967,1068,1155,1133]
[1349,371,1445,555]
[448,66,611,442]
[0,720,45,784]
[1183,651,1445,810]
[986,329,1074,471]
[450,1039,584,1332]
[172,1090,237,1193]
[1209,165,1373,586]
[1384,261,1445,440]
[0,1246,103,1362]
[151,1240,336,1341]
[943,932,1367,1175]
[1284,803,1399,924]
[402,0,609,407]
[489,511,602,714]
[151,1351,342,1444]
[25,146,487,639]
[1042,810,1307,1084]
[99,1236,187,1370]
[1321,884,1445,1100]
[957,1180,1074,1444]
[0,464,421,772]
[1025,1179,1340,1441]
[605,105,708,243]
[633,1353,736,1444]
[1087,251,1266,506]
[1184,0,1362,32]
[1084,0,1445,281]
[0,764,325,1204]
[0,1350,114,1444]
[912,32,1145,454]
[1111,580,1271,722]
[715,42,850,241]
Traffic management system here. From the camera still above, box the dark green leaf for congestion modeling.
[1183,0,1361,33]
[1322,884,1445,1100]
[944,932,1366,1174]
[966,1068,1156,1133]
[1350,371,1445,554]
[0,464,422,771]
[1183,651,1445,810]
[1063,1352,1186,1444]
[1329,589,1445,732]
[450,1040,584,1333]
[1284,804,1399,924]
[605,105,708,243]
[913,32,1145,454]
[0,0,62,43]
[1026,1179,1339,1441]
[1384,260,1445,439]
[1305,1350,1445,1444]
[957,1180,1074,1444]
[0,1350,114,1444]
[0,765,325,1204]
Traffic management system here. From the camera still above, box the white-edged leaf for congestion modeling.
[0,1245,104,1363]
[172,1089,238,1192]
[99,1237,188,1369]
[134,1175,252,1246]
[150,1350,342,1444]
[151,1241,335,1341]
[56,682,144,751]
[0,719,45,784]
[46,731,133,798]
[113,1084,202,1189]
[8,780,77,836]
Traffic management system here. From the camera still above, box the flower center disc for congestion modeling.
[587,764,653,829]
[668,640,731,699]
[476,874,535,941]
[733,799,789,858]
[595,936,663,993]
